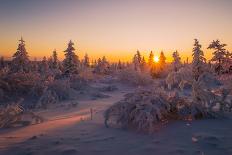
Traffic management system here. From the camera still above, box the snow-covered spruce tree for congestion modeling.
[93,56,110,74]
[117,60,122,70]
[140,56,146,71]
[192,39,206,80]
[11,37,30,72]
[39,56,49,74]
[133,50,142,71]
[0,56,5,69]
[148,51,154,67]
[51,49,59,70]
[133,54,139,71]
[159,51,166,70]
[83,53,90,68]
[224,50,232,73]
[208,40,227,75]
[63,40,80,75]
[101,56,110,73]
[172,50,181,72]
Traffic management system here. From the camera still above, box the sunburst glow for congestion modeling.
[154,56,159,63]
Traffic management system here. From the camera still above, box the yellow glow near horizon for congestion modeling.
[0,1,232,62]
[154,56,159,63]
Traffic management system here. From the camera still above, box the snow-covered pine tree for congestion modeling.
[40,56,49,74]
[93,56,110,74]
[159,51,166,70]
[140,56,146,71]
[101,56,109,73]
[117,60,122,70]
[0,56,5,69]
[148,51,154,67]
[31,58,39,73]
[172,50,181,72]
[208,40,227,75]
[133,54,139,71]
[136,50,142,64]
[11,37,30,72]
[192,39,206,80]
[224,50,232,73]
[133,50,142,71]
[52,49,59,69]
[63,40,80,75]
[83,53,90,67]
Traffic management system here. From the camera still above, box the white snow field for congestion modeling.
[0,82,232,155]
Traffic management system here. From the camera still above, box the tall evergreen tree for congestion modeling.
[136,50,142,64]
[148,51,154,67]
[0,56,5,69]
[140,56,146,71]
[83,53,90,67]
[11,37,30,72]
[159,51,166,70]
[208,40,227,75]
[172,50,181,72]
[40,56,49,73]
[192,39,206,80]
[133,50,142,71]
[52,49,59,69]
[63,40,79,75]
[117,60,122,70]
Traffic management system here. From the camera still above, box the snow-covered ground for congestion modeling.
[0,82,232,155]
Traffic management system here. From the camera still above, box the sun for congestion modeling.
[154,56,159,63]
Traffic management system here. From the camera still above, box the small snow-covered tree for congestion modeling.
[63,40,80,75]
[148,51,154,67]
[224,50,232,73]
[51,49,59,69]
[136,50,142,64]
[39,56,49,74]
[140,56,146,71]
[133,54,139,71]
[94,56,110,74]
[159,51,166,70]
[117,60,122,70]
[192,39,206,80]
[0,57,5,69]
[11,37,30,72]
[83,53,90,67]
[172,50,181,72]
[133,50,143,71]
[208,40,227,75]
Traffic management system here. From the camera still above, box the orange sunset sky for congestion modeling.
[0,0,232,62]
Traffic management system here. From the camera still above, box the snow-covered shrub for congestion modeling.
[166,65,193,90]
[47,79,72,100]
[192,76,231,113]
[117,68,153,86]
[69,75,88,90]
[0,89,4,102]
[105,85,232,133]
[0,103,44,128]
[197,72,222,89]
[178,80,192,91]
[78,68,94,81]
[105,89,170,133]
[166,72,181,90]
[99,85,118,92]
[0,72,41,97]
[37,89,59,109]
